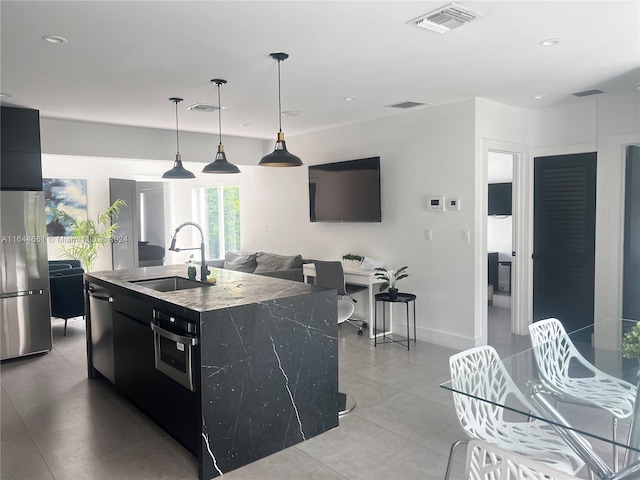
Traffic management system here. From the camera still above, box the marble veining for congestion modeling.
[269,333,306,441]
[201,419,223,477]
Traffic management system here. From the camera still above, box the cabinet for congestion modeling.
[1,106,43,191]
[111,292,199,455]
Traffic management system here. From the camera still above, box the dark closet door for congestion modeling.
[624,145,640,320]
[533,152,597,333]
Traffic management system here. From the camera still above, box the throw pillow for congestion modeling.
[254,252,303,273]
[224,251,258,273]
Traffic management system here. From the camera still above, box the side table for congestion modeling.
[374,293,417,350]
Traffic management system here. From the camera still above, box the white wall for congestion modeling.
[241,100,479,348]
[41,117,264,165]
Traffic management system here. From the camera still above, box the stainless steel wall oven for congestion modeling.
[151,309,198,391]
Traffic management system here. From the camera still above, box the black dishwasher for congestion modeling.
[111,293,200,455]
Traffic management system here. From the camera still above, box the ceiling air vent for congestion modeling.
[409,3,485,34]
[185,103,220,112]
[388,101,427,109]
[571,89,604,97]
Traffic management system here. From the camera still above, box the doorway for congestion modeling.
[532,152,597,333]
[487,151,515,343]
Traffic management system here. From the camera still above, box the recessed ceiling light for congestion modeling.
[240,123,252,127]
[0,93,13,98]
[533,95,546,100]
[42,35,68,45]
[281,110,300,117]
[343,97,358,102]
[539,38,562,47]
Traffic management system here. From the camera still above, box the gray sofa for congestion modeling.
[207,251,306,282]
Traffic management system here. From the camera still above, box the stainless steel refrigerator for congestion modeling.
[1,190,52,360]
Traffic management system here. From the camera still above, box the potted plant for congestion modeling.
[51,199,126,271]
[622,323,640,368]
[374,266,409,300]
[341,253,363,269]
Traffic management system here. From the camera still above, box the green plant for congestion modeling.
[52,199,126,271]
[622,323,640,360]
[374,266,409,292]
[342,253,363,261]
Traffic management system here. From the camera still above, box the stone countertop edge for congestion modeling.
[84,264,327,313]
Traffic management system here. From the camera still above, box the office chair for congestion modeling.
[313,260,366,335]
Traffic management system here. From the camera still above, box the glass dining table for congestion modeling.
[441,318,640,480]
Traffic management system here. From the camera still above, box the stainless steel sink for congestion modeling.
[131,276,212,292]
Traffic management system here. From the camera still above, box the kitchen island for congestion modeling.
[84,264,338,480]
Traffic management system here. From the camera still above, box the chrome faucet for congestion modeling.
[168,221,210,282]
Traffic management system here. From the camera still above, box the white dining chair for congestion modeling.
[529,318,636,471]
[465,439,577,479]
[444,345,587,479]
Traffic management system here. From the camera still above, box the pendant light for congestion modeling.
[162,98,196,179]
[259,52,302,167]
[202,79,240,174]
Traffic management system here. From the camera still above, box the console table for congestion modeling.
[303,264,391,339]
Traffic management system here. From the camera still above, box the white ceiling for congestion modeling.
[1,1,639,140]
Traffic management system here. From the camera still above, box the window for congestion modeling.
[192,185,240,259]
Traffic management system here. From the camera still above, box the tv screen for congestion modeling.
[488,182,512,216]
[309,157,381,222]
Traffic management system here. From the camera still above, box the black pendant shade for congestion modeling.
[162,98,195,179]
[259,52,302,167]
[259,132,302,167]
[202,79,240,174]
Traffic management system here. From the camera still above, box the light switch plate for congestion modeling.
[427,195,445,211]
[447,198,460,210]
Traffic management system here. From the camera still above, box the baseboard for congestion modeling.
[391,322,479,351]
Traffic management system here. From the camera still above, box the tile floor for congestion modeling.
[1,308,598,480]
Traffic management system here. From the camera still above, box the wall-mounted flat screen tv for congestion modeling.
[309,157,381,222]
[488,182,512,216]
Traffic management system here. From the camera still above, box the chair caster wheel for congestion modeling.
[358,330,363,336]
[362,322,368,329]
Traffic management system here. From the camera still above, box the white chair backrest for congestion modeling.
[466,439,576,480]
[529,317,635,418]
[449,345,535,435]
[528,318,575,383]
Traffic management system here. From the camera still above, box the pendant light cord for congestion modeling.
[277,59,282,133]
[174,100,180,155]
[217,83,223,146]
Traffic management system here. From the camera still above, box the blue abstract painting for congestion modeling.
[43,178,88,237]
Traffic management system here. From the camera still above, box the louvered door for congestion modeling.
[624,145,640,320]
[533,153,597,333]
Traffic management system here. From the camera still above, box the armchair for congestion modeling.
[49,267,85,335]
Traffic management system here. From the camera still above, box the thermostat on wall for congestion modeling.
[427,195,445,211]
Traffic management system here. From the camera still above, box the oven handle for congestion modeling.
[151,323,198,346]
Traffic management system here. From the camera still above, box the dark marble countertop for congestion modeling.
[85,264,324,313]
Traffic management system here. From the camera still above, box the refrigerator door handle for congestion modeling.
[0,290,45,299]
